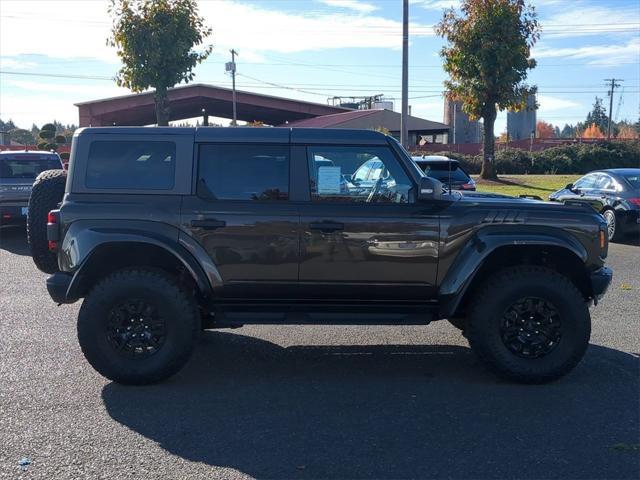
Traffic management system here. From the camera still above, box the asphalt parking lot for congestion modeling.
[1,225,638,480]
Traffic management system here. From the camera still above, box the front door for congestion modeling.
[298,145,440,301]
[181,143,299,299]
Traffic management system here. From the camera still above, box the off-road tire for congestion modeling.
[77,269,200,385]
[27,169,67,273]
[466,266,590,384]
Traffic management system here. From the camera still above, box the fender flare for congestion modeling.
[60,222,216,301]
[438,229,587,318]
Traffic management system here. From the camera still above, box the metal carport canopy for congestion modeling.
[75,84,351,127]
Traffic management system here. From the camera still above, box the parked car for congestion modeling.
[549,168,640,241]
[29,127,612,386]
[0,150,63,224]
[412,155,476,191]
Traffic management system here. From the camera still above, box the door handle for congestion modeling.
[191,219,226,230]
[309,221,344,233]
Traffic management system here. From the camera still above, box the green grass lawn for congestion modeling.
[472,174,580,199]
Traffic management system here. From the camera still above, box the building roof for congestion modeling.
[283,108,449,132]
[75,83,351,127]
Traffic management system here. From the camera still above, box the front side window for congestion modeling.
[86,141,175,190]
[308,146,412,203]
[198,144,289,201]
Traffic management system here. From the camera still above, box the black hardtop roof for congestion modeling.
[74,126,389,145]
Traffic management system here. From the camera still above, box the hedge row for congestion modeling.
[419,141,640,175]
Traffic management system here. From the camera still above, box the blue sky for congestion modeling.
[1,0,638,133]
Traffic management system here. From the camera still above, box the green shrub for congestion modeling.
[414,141,639,175]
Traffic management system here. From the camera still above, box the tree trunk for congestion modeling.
[154,87,170,126]
[480,105,498,180]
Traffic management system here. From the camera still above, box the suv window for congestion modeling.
[307,146,412,204]
[0,155,61,179]
[86,141,175,190]
[199,144,289,201]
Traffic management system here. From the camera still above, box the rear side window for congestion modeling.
[198,144,289,201]
[86,141,176,190]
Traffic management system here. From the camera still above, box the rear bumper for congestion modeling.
[590,266,613,301]
[617,209,640,234]
[46,272,76,304]
[0,204,28,223]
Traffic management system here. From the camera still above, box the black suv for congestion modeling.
[28,127,612,385]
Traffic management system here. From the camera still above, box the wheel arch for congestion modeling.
[439,232,591,319]
[65,235,213,302]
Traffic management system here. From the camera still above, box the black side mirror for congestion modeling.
[565,183,574,190]
[418,176,443,201]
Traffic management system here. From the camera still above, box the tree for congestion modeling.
[582,123,604,139]
[37,123,66,151]
[436,0,540,179]
[616,124,639,139]
[536,121,556,138]
[8,128,35,145]
[585,97,608,132]
[108,0,212,126]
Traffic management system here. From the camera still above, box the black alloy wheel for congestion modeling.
[106,299,167,358]
[500,297,562,359]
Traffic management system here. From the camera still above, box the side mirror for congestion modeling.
[565,183,574,190]
[418,176,443,201]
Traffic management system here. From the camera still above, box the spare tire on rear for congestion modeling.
[27,169,67,274]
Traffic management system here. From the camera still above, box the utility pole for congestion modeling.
[400,0,409,148]
[226,49,239,126]
[605,78,622,139]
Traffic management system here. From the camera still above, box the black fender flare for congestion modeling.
[59,221,218,301]
[438,228,587,318]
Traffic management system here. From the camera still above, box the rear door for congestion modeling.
[181,142,299,299]
[297,144,440,301]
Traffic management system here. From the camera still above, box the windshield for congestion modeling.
[622,174,640,191]
[0,155,61,180]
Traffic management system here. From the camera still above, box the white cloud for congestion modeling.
[318,0,378,14]
[541,6,640,38]
[0,93,79,127]
[0,58,38,70]
[537,95,580,113]
[3,79,129,98]
[410,0,460,11]
[0,0,435,62]
[534,38,640,66]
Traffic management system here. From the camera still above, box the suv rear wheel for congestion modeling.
[77,269,200,385]
[466,266,590,384]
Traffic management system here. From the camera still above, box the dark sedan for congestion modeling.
[549,168,640,241]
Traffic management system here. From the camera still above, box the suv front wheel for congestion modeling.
[466,266,591,384]
[77,269,200,385]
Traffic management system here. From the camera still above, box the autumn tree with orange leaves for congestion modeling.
[582,124,605,138]
[536,121,556,138]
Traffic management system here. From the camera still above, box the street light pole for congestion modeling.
[400,0,409,148]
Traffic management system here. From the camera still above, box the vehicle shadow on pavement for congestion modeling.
[0,225,30,256]
[102,331,640,480]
